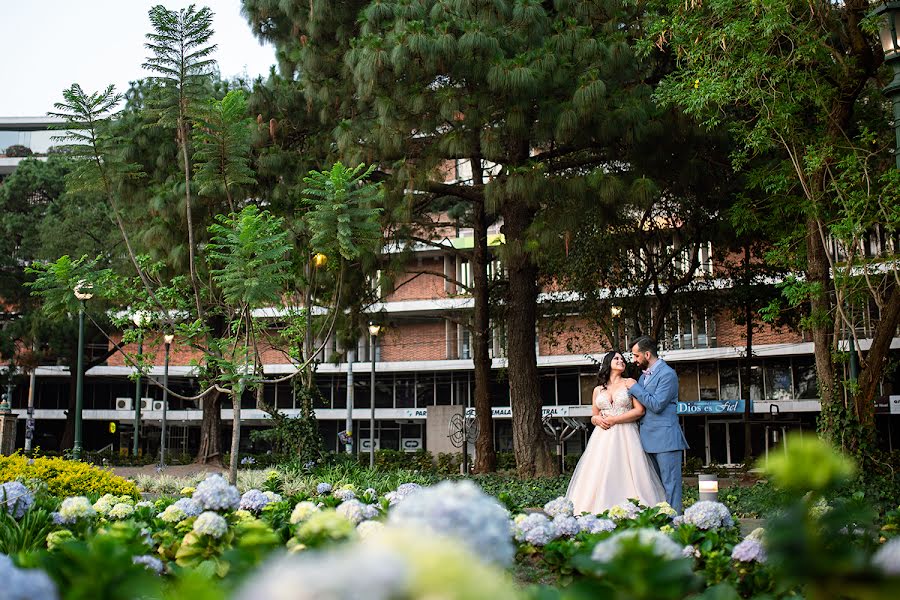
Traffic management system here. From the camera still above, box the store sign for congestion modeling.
[403,408,428,418]
[402,406,576,419]
[360,438,380,451]
[677,400,745,415]
[875,396,900,415]
[401,438,422,452]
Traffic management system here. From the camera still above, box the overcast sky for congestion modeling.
[0,0,277,116]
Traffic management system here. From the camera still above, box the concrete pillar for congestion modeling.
[0,413,18,455]
[426,404,464,456]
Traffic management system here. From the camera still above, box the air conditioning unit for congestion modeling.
[115,397,132,411]
[140,398,153,411]
[152,400,167,411]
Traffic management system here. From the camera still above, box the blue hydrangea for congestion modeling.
[731,538,766,563]
[192,474,240,512]
[591,529,683,567]
[552,515,581,537]
[239,489,271,513]
[1,481,33,519]
[172,497,204,517]
[132,555,164,574]
[316,482,333,495]
[513,513,558,546]
[388,480,514,565]
[336,499,367,525]
[384,483,422,506]
[683,501,734,530]
[543,497,574,518]
[682,544,700,558]
[576,514,616,534]
[240,456,256,466]
[872,537,900,576]
[334,487,356,502]
[0,554,59,600]
[193,511,228,538]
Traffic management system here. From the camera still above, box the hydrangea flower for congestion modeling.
[239,489,271,513]
[576,514,616,534]
[543,497,574,518]
[132,555,164,574]
[1,481,33,519]
[294,510,355,543]
[607,501,642,521]
[172,497,204,518]
[591,529,683,567]
[315,482,333,495]
[192,474,240,512]
[732,538,767,563]
[672,515,685,527]
[263,491,283,503]
[388,480,514,565]
[108,503,135,520]
[336,499,367,525]
[333,486,356,502]
[58,496,96,523]
[180,486,195,496]
[513,513,559,546]
[384,483,422,506]
[0,554,59,600]
[46,529,74,551]
[361,503,381,520]
[654,502,677,518]
[872,537,900,576]
[158,504,187,523]
[134,501,154,509]
[683,501,734,530]
[747,527,766,542]
[193,511,228,538]
[682,544,700,558]
[357,520,385,539]
[552,514,581,537]
[240,456,257,466]
[92,494,120,515]
[290,501,320,524]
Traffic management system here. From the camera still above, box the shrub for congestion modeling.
[4,144,33,157]
[0,454,139,499]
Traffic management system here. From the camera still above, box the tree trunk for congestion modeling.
[60,354,77,451]
[854,283,900,426]
[742,245,753,462]
[471,180,496,473]
[502,202,557,477]
[805,216,838,441]
[229,388,241,485]
[196,389,223,465]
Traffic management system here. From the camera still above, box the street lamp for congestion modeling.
[610,305,623,349]
[160,333,174,468]
[72,280,94,460]
[367,322,382,468]
[876,2,900,168]
[131,310,150,456]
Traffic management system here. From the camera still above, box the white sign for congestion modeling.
[359,438,380,451]
[404,408,429,418]
[401,438,422,452]
[464,406,571,418]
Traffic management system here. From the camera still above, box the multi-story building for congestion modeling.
[4,117,900,465]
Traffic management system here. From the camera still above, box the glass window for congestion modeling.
[698,363,718,400]
[453,372,470,406]
[556,371,580,406]
[315,379,331,409]
[333,379,347,409]
[793,358,819,399]
[678,363,699,401]
[490,374,510,407]
[719,363,740,400]
[764,360,793,401]
[540,373,556,405]
[395,375,415,408]
[375,375,393,408]
[435,373,452,405]
[749,365,763,402]
[416,373,434,407]
[354,379,370,409]
[580,374,597,405]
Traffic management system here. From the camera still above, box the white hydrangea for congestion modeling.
[192,474,240,511]
[172,497,204,517]
[58,496,96,523]
[357,520,385,539]
[591,528,683,567]
[263,491,283,503]
[682,544,700,558]
[683,501,734,530]
[135,501,154,510]
[239,489,271,513]
[132,554,164,574]
[543,497,574,518]
[108,503,135,520]
[872,537,900,576]
[732,538,767,563]
[336,499,368,525]
[747,527,766,542]
[388,480,514,565]
[607,501,642,521]
[552,514,581,537]
[193,511,228,538]
[654,502,677,517]
[158,504,187,523]
[513,513,559,546]
[576,514,616,534]
[333,486,356,502]
[290,501,320,524]
[384,483,422,506]
[0,554,59,600]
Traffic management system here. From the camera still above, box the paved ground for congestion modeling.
[112,462,226,479]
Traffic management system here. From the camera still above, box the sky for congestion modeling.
[0,0,277,116]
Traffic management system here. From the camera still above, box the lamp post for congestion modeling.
[876,2,900,168]
[131,311,150,457]
[610,305,623,349]
[160,333,174,468]
[367,322,382,468]
[72,280,94,460]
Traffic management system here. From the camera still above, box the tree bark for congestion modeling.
[502,201,558,477]
[471,165,496,472]
[229,388,241,484]
[854,283,900,426]
[196,389,223,465]
[742,244,754,462]
[805,215,838,439]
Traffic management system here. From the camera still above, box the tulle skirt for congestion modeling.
[565,422,666,515]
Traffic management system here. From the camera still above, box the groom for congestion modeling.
[624,336,689,512]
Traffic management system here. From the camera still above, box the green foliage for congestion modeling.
[24,255,117,320]
[192,89,256,204]
[4,144,33,157]
[252,386,325,463]
[0,454,139,498]
[302,162,384,261]
[0,506,56,554]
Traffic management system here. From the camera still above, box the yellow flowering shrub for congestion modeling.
[0,454,139,499]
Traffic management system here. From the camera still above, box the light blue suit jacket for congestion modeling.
[628,359,689,453]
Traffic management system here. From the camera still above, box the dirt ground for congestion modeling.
[111,462,227,480]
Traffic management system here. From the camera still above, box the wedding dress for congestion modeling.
[565,386,667,514]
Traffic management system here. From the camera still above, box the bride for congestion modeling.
[565,350,667,514]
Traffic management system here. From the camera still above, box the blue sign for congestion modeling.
[678,400,745,415]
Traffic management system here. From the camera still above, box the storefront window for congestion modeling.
[540,372,556,405]
[719,363,741,400]
[375,376,393,408]
[764,360,793,401]
[333,379,347,409]
[416,373,434,407]
[749,365,763,402]
[557,370,580,406]
[435,373,452,405]
[678,363,699,401]
[699,363,718,400]
[395,375,415,408]
[794,359,819,399]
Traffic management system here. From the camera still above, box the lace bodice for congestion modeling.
[595,387,633,417]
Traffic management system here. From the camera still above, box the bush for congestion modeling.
[3,144,33,157]
[0,453,139,499]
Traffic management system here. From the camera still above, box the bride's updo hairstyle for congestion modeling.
[596,350,622,389]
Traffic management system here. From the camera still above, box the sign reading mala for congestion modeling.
[448,412,479,475]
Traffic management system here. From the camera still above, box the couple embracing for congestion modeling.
[566,336,689,514]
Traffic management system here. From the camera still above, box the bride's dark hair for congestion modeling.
[596,350,623,389]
